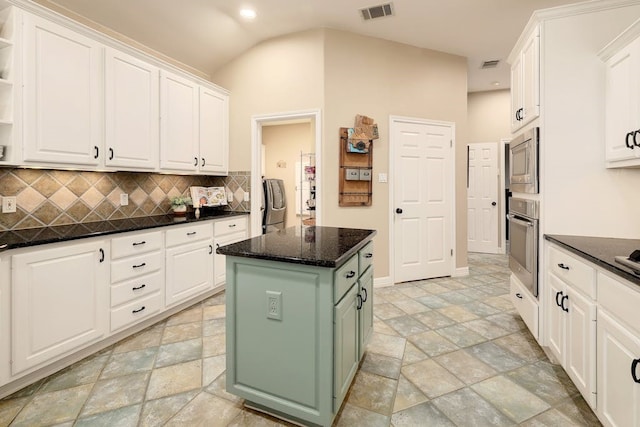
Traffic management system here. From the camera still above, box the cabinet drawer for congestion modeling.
[214,216,247,236]
[111,270,163,307]
[111,250,162,283]
[111,230,162,259]
[334,255,359,304]
[166,223,213,247]
[510,276,538,339]
[110,292,162,332]
[598,271,640,334]
[548,245,596,299]
[358,241,374,275]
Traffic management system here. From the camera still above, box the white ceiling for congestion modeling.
[44,0,585,92]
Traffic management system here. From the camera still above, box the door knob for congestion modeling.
[396,208,403,214]
[491,202,497,206]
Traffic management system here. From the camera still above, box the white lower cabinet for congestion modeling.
[214,216,248,286]
[11,240,108,375]
[510,275,538,339]
[597,271,640,427]
[110,230,164,332]
[165,223,214,307]
[546,243,597,409]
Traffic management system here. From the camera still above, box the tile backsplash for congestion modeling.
[0,168,251,231]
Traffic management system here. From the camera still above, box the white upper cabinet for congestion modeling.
[105,48,159,170]
[511,26,540,132]
[22,13,102,166]
[199,86,228,174]
[160,70,199,172]
[601,25,640,168]
[160,71,229,175]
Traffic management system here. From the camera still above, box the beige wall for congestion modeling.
[215,29,469,279]
[212,30,325,172]
[468,90,511,143]
[322,30,468,278]
[263,122,313,227]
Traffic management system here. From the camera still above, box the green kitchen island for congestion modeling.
[217,226,376,427]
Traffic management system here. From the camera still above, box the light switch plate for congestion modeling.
[378,173,388,183]
[244,192,250,202]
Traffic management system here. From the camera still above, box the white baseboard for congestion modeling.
[452,266,469,277]
[374,276,393,288]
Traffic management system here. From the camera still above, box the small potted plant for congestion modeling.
[169,196,192,216]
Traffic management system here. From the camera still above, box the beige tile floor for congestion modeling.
[0,253,602,426]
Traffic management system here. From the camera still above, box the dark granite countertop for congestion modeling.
[545,234,640,286]
[216,226,376,268]
[0,210,248,252]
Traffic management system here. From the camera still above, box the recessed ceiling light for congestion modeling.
[240,8,256,20]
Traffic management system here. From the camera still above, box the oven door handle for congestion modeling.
[507,214,534,227]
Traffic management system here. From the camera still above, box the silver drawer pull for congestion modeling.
[345,271,356,279]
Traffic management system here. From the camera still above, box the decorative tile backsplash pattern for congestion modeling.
[0,169,251,231]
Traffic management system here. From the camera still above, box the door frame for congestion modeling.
[388,115,457,285]
[499,138,510,255]
[250,109,322,236]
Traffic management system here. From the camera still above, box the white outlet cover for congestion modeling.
[120,193,129,206]
[244,192,250,202]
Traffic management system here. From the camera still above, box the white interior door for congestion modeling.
[392,118,454,283]
[467,142,499,254]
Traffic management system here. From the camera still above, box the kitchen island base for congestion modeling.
[220,226,375,427]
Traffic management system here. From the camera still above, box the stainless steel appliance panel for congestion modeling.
[509,127,539,194]
[507,198,539,297]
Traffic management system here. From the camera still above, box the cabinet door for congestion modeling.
[597,309,640,427]
[334,284,359,406]
[521,28,540,126]
[565,287,597,410]
[358,268,373,359]
[604,38,640,165]
[105,48,159,169]
[214,231,246,286]
[547,273,566,364]
[160,71,199,172]
[199,87,228,174]
[165,239,213,307]
[12,240,108,374]
[23,14,102,166]
[510,54,523,131]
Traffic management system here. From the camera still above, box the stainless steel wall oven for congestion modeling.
[508,198,539,298]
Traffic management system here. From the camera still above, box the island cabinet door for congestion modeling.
[334,284,359,408]
[358,267,374,359]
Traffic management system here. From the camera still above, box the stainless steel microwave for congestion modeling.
[509,127,539,194]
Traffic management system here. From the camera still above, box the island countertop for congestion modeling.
[216,225,376,268]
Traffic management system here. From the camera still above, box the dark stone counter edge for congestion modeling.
[544,234,640,287]
[0,211,249,252]
[219,230,377,269]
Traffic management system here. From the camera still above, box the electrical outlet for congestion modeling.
[266,291,282,320]
[2,196,16,213]
[120,193,129,206]
[227,191,234,203]
[244,191,250,202]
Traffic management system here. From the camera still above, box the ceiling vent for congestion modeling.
[360,3,394,21]
[481,60,500,69]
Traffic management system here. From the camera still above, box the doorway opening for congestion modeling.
[250,110,322,237]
